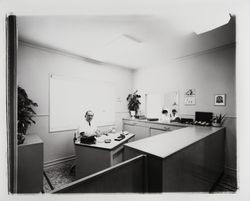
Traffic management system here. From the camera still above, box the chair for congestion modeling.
[70,132,77,174]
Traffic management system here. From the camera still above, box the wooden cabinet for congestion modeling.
[150,128,166,136]
[17,134,44,193]
[123,122,150,141]
[123,119,186,139]
[150,125,183,136]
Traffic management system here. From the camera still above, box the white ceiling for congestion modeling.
[17,14,234,69]
[18,15,182,69]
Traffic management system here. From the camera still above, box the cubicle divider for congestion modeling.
[52,154,148,193]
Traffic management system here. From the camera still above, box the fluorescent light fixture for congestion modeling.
[122,34,142,43]
[193,13,231,35]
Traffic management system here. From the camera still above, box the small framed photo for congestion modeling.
[184,89,196,105]
[214,94,226,106]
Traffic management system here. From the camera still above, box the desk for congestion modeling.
[75,132,135,179]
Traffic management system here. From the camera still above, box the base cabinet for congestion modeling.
[123,119,185,140]
[123,123,150,141]
[124,128,225,192]
[17,134,44,193]
[150,128,166,136]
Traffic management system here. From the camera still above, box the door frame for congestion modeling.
[6,14,18,193]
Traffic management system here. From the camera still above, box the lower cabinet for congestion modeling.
[123,123,149,141]
[17,134,44,193]
[150,125,183,136]
[123,119,186,140]
[150,128,166,136]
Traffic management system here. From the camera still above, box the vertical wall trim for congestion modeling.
[6,15,18,193]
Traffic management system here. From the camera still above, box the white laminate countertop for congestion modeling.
[75,132,135,150]
[124,126,224,158]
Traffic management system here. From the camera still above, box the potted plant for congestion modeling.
[18,86,38,145]
[126,90,141,118]
[212,114,226,127]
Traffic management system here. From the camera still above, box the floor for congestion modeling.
[43,160,76,193]
[43,160,238,193]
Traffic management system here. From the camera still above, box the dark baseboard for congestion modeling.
[44,155,76,168]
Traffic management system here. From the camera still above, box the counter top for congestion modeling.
[75,132,135,150]
[124,126,224,158]
[123,118,188,127]
[19,134,43,146]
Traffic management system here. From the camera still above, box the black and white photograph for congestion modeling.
[184,89,196,105]
[214,94,226,106]
[1,1,250,201]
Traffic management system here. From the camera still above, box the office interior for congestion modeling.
[10,13,237,193]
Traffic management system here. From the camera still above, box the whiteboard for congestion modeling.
[49,75,115,132]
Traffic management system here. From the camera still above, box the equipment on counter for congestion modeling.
[194,111,213,126]
[114,133,126,141]
[80,135,96,144]
[104,139,111,143]
[147,118,159,121]
[180,118,194,124]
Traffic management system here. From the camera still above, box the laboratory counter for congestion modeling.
[123,121,225,192]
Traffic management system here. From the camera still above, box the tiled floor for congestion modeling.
[43,160,76,193]
[43,160,237,193]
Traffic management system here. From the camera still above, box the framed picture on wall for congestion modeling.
[214,94,226,106]
[184,89,196,105]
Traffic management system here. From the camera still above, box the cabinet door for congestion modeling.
[150,128,166,136]
[123,123,136,134]
[123,123,149,141]
[133,126,150,141]
[149,125,183,137]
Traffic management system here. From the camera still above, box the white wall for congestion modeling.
[134,45,236,117]
[133,45,236,171]
[17,42,133,164]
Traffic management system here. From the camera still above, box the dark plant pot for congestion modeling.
[212,122,222,127]
[18,133,25,145]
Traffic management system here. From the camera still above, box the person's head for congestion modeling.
[162,109,168,116]
[85,110,94,122]
[172,109,177,116]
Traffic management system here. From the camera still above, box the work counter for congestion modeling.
[124,126,223,158]
[123,118,225,192]
[123,117,188,127]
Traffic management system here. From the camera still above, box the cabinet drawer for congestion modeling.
[123,120,148,127]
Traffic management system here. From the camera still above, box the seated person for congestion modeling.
[170,109,181,122]
[76,110,101,140]
[160,109,171,123]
